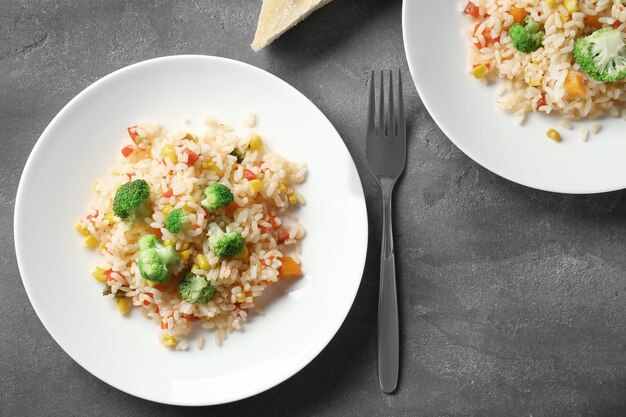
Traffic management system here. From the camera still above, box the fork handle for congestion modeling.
[378,179,398,393]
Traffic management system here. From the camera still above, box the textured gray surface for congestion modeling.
[1,0,625,415]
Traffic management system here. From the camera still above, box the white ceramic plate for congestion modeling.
[14,56,368,405]
[403,1,626,194]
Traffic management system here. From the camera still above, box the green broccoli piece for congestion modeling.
[207,222,244,258]
[573,28,626,82]
[102,283,125,298]
[165,208,189,233]
[230,148,244,163]
[178,273,216,304]
[509,16,544,53]
[201,183,234,211]
[112,179,151,222]
[102,283,112,296]
[137,234,180,283]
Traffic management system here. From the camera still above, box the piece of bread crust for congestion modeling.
[251,0,335,51]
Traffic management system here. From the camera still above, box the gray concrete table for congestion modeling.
[2,0,625,416]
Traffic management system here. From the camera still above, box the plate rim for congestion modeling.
[13,54,369,406]
[402,1,625,195]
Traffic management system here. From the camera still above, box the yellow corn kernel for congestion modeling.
[115,297,132,315]
[249,179,262,193]
[92,266,107,283]
[564,0,577,14]
[471,64,490,79]
[278,183,287,193]
[249,135,263,151]
[196,254,210,270]
[161,144,178,164]
[529,78,542,87]
[83,234,98,249]
[99,241,106,251]
[103,212,114,222]
[546,128,561,142]
[191,263,199,271]
[180,241,190,250]
[183,132,198,142]
[75,220,90,236]
[234,245,249,260]
[180,249,191,261]
[202,160,222,173]
[182,204,195,213]
[235,294,245,303]
[162,336,177,348]
[546,0,558,9]
[288,194,298,204]
[162,204,174,218]
[164,239,174,247]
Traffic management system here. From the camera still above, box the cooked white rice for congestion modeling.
[465,0,626,120]
[580,126,590,141]
[77,117,306,349]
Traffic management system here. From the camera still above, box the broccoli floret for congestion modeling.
[573,28,626,82]
[102,283,112,296]
[102,283,125,298]
[201,183,234,211]
[178,273,216,304]
[207,222,244,258]
[137,234,180,283]
[165,208,189,233]
[113,179,151,222]
[509,16,544,53]
[230,149,244,163]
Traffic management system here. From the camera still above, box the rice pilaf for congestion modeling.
[76,116,306,349]
[465,0,626,122]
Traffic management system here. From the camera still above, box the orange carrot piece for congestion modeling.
[509,6,528,23]
[226,201,240,217]
[278,256,302,279]
[584,15,603,29]
[564,73,586,98]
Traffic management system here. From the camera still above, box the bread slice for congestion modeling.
[251,0,335,51]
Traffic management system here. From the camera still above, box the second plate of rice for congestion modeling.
[404,0,626,194]
[15,56,368,405]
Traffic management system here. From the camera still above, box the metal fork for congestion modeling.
[365,69,406,394]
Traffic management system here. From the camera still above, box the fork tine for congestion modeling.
[397,69,405,137]
[367,70,375,135]
[379,70,384,136]
[387,70,394,137]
